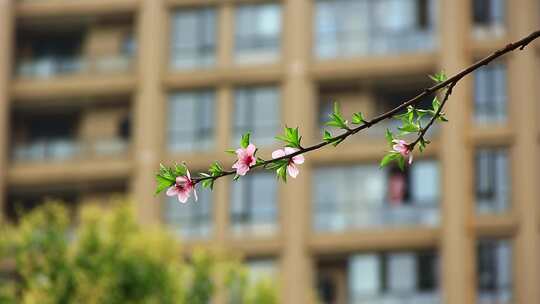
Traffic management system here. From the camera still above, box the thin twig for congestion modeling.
[192,30,540,184]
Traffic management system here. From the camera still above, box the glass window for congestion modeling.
[170,8,216,70]
[477,239,512,304]
[474,62,507,124]
[230,173,278,237]
[313,161,440,232]
[163,188,212,239]
[473,0,506,39]
[348,250,439,303]
[314,0,435,59]
[233,86,280,146]
[475,148,510,214]
[168,90,215,152]
[235,3,281,64]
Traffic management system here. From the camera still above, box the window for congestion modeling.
[168,90,214,152]
[475,148,510,214]
[170,8,216,69]
[230,173,278,236]
[477,239,512,304]
[233,86,280,146]
[314,0,435,59]
[163,188,212,239]
[313,161,439,232]
[347,250,439,303]
[474,62,507,124]
[235,3,281,64]
[473,0,506,39]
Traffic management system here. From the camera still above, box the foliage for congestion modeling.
[0,202,277,304]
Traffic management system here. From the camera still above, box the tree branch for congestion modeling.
[191,30,540,185]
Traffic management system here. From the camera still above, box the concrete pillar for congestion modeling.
[133,0,166,225]
[508,1,540,303]
[281,0,315,303]
[439,0,475,303]
[0,0,14,223]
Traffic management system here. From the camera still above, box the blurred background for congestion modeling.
[0,0,539,303]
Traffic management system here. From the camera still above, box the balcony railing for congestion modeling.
[350,292,440,304]
[16,54,133,79]
[12,138,129,162]
[314,201,439,232]
[317,29,435,59]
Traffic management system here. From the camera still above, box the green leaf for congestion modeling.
[325,119,346,128]
[352,112,365,124]
[323,130,333,143]
[275,126,302,148]
[385,129,394,145]
[398,123,420,133]
[155,175,174,195]
[276,164,287,183]
[397,155,406,171]
[325,102,348,129]
[240,132,250,149]
[380,152,400,168]
[432,96,441,112]
[429,71,447,83]
[209,162,224,176]
[201,179,214,190]
[225,149,237,155]
[174,163,187,176]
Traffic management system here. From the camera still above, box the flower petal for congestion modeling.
[287,163,299,178]
[236,164,250,176]
[166,186,178,197]
[246,144,256,155]
[283,147,297,155]
[193,188,198,201]
[292,154,305,164]
[176,176,188,183]
[272,149,286,159]
[186,168,191,180]
[177,191,190,203]
[408,153,414,165]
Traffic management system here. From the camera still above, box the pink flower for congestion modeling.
[392,139,413,164]
[272,147,305,178]
[166,169,197,203]
[232,144,257,176]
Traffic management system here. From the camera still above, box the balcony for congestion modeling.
[314,0,437,60]
[314,203,439,233]
[16,54,132,79]
[14,14,136,97]
[12,138,129,162]
[313,161,440,233]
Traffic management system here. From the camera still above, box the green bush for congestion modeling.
[0,202,277,304]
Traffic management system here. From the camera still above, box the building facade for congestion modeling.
[0,0,539,303]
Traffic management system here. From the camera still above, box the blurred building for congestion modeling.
[0,0,538,303]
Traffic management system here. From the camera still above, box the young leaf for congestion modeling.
[240,132,251,149]
[385,129,394,146]
[352,112,365,125]
[275,126,302,148]
[276,164,288,183]
[225,149,237,155]
[323,130,333,143]
[155,175,174,195]
[380,152,400,168]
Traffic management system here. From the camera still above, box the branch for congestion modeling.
[160,30,540,189]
